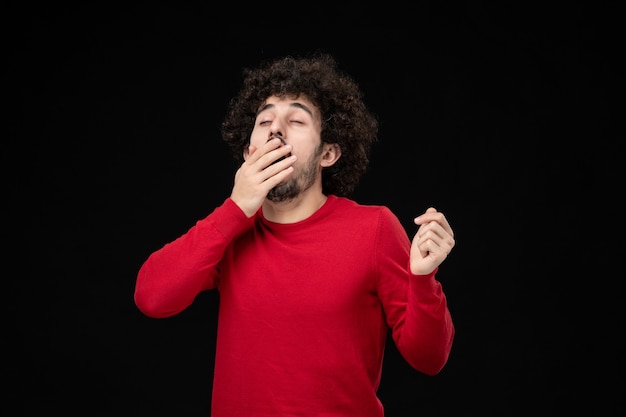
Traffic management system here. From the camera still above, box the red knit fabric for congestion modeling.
[135,195,454,416]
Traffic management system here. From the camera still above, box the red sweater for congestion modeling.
[135,195,454,416]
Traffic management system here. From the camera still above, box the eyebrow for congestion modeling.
[256,102,314,117]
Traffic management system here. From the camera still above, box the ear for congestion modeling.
[320,143,342,167]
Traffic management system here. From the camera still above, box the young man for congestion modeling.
[135,53,456,416]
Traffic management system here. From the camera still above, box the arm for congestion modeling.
[134,138,291,318]
[134,198,254,318]
[395,269,455,375]
[376,207,455,375]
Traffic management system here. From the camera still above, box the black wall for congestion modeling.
[11,3,624,416]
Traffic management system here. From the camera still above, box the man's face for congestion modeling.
[249,95,324,202]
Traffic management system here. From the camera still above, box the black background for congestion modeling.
[10,2,624,416]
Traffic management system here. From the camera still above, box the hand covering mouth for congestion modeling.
[267,136,291,165]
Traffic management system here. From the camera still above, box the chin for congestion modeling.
[267,182,299,203]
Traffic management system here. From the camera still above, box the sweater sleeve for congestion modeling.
[375,208,455,376]
[134,198,254,318]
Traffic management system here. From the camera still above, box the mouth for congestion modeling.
[267,136,291,165]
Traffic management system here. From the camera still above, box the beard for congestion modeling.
[266,144,322,203]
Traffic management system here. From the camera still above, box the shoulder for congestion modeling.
[328,195,401,226]
[327,197,410,248]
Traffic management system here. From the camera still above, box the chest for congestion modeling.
[219,225,378,318]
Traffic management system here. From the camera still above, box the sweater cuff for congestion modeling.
[410,266,440,291]
[203,197,255,240]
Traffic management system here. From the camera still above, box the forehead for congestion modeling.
[257,95,320,118]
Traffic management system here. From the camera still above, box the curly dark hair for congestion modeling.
[220,53,379,197]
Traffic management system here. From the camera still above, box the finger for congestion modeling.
[414,210,454,238]
[417,219,455,248]
[258,143,293,170]
[413,207,438,225]
[259,154,296,182]
[418,236,450,260]
[424,221,449,241]
[260,161,295,188]
[266,142,292,168]
[416,227,443,249]
[246,138,284,164]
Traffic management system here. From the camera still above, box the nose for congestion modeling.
[269,119,284,139]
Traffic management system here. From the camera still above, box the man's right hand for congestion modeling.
[230,138,296,217]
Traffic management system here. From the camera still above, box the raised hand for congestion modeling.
[410,207,455,275]
[230,138,296,217]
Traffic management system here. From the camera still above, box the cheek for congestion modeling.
[248,131,263,147]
